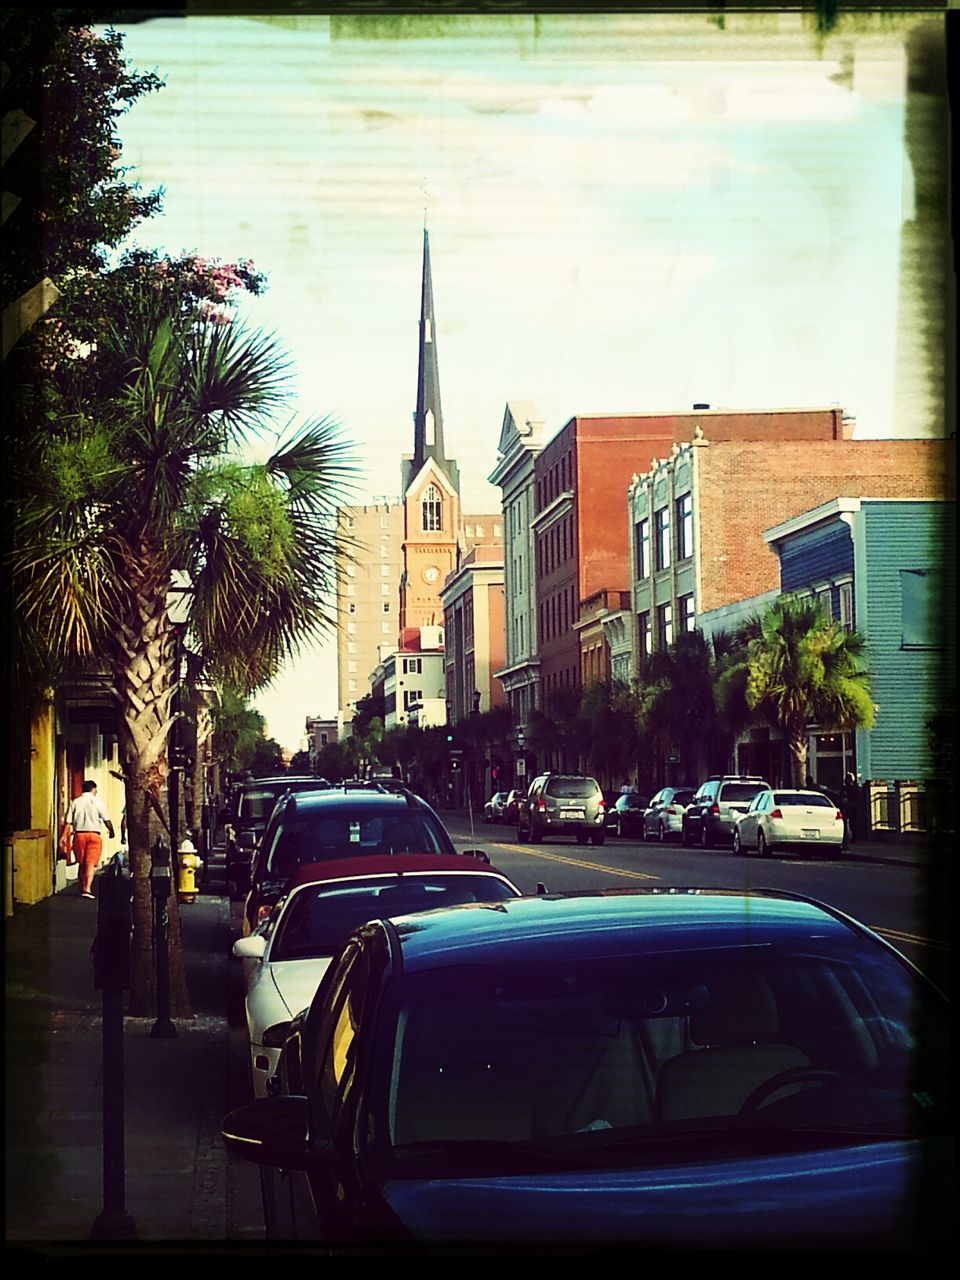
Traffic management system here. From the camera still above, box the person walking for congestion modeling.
[60,780,115,899]
[841,772,861,846]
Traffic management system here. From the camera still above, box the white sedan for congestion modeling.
[732,788,846,857]
[231,854,522,1097]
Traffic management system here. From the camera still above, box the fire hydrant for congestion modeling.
[178,838,203,904]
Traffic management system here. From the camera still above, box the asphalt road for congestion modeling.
[450,816,951,996]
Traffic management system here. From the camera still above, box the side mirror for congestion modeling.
[222,1096,312,1169]
[238,831,258,853]
[232,935,266,960]
[536,882,548,895]
[461,849,491,865]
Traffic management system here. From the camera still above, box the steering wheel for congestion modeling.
[738,1067,861,1115]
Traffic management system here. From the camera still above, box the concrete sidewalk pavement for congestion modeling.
[5,866,260,1253]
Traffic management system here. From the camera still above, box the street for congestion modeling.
[446,815,952,996]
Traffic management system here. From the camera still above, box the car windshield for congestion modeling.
[671,791,695,806]
[547,780,599,799]
[265,809,451,876]
[271,876,517,960]
[774,792,835,808]
[620,796,644,809]
[238,787,289,822]
[373,940,948,1175]
[720,784,767,803]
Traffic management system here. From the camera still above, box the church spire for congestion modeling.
[407,226,459,495]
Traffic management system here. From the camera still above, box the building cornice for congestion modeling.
[530,491,574,532]
[763,497,863,546]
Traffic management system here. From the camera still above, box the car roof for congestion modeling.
[280,788,422,813]
[289,855,511,887]
[387,890,862,973]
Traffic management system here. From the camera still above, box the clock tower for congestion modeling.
[399,226,462,632]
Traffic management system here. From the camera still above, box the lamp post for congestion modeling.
[165,571,193,866]
[516,725,526,788]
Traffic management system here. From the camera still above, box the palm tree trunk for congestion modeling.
[787,720,808,789]
[111,561,193,1017]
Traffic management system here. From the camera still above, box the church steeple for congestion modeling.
[404,226,459,496]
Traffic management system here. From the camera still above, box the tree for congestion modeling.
[580,680,640,788]
[10,277,359,1015]
[742,596,875,786]
[287,749,313,776]
[211,685,268,775]
[2,18,163,365]
[250,736,285,778]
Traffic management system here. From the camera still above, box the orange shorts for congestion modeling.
[73,831,103,881]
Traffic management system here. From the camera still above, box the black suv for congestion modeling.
[224,776,331,900]
[241,783,468,934]
[682,776,771,849]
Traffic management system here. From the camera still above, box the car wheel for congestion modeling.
[732,829,744,856]
[576,831,588,845]
[681,821,692,848]
[591,832,605,847]
[700,822,712,850]
[658,822,667,843]
[528,823,542,844]
[758,830,770,859]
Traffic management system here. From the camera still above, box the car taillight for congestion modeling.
[835,810,844,821]
[538,797,546,811]
[666,806,677,814]
[710,803,720,815]
[256,904,273,923]
[770,808,783,820]
[598,799,605,812]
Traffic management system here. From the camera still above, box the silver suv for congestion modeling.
[682,776,771,849]
[517,774,606,846]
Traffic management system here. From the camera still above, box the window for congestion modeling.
[381,544,389,557]
[657,601,673,649]
[901,569,937,648]
[494,524,502,538]
[381,564,390,577]
[380,516,389,529]
[816,587,833,621]
[403,658,422,675]
[349,679,357,691]
[838,581,854,631]
[475,524,484,537]
[382,621,391,633]
[348,602,356,615]
[347,623,357,635]
[382,583,390,595]
[635,519,650,580]
[348,642,356,654]
[348,661,357,673]
[676,493,693,560]
[638,611,652,658]
[655,507,671,571]
[383,603,390,614]
[465,524,474,538]
[404,689,423,710]
[679,593,695,632]
[422,485,442,532]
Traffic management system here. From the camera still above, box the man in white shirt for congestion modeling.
[61,780,115,899]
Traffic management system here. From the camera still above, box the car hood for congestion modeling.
[381,1138,949,1248]
[269,957,334,1019]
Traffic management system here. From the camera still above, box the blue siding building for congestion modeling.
[765,498,956,799]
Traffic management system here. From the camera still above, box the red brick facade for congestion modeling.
[695,438,956,612]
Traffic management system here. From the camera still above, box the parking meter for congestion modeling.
[150,837,172,900]
[92,854,132,991]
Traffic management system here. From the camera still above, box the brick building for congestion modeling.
[441,545,507,727]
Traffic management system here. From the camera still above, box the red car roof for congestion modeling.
[289,854,509,888]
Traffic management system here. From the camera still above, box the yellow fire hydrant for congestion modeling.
[178,838,203,904]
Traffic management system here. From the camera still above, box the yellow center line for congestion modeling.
[483,840,659,882]
[872,926,949,951]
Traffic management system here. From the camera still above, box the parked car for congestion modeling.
[643,787,696,842]
[484,792,509,823]
[517,774,606,846]
[732,788,846,858]
[503,790,521,824]
[224,776,331,900]
[241,784,481,935]
[232,854,522,1097]
[608,792,649,839]
[224,888,951,1250]
[602,791,623,831]
[682,776,771,849]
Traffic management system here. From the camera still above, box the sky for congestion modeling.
[105,11,922,751]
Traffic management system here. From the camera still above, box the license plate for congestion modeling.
[802,828,820,838]
[561,808,585,819]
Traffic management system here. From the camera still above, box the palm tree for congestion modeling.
[580,679,641,788]
[742,596,875,787]
[10,285,359,1014]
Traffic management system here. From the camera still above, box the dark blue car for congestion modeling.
[223,890,950,1251]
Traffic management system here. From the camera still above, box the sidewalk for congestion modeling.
[5,864,256,1253]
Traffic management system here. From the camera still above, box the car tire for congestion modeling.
[528,824,542,844]
[658,822,667,843]
[616,817,624,839]
[681,821,692,848]
[700,823,712,850]
[591,832,605,847]
[576,832,588,845]
[758,830,770,859]
[732,829,744,856]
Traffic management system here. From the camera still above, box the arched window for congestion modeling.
[422,484,442,532]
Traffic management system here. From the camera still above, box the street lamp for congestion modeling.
[164,571,193,860]
[516,725,526,787]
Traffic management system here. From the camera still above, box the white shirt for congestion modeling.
[67,792,111,833]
